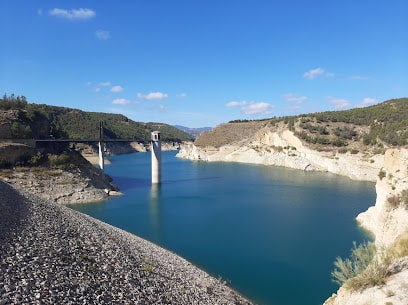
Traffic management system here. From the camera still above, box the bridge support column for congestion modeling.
[151,131,161,184]
[98,141,105,171]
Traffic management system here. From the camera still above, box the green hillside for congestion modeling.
[0,94,193,142]
[303,98,408,146]
[197,98,408,149]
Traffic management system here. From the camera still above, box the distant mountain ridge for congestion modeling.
[173,125,212,138]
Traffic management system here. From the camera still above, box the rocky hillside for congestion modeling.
[180,98,408,181]
[196,98,408,151]
[0,94,192,168]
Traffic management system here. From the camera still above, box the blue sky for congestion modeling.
[1,1,407,127]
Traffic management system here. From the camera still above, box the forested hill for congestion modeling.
[0,95,193,142]
[196,98,408,150]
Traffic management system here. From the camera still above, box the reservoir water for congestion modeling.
[70,151,375,305]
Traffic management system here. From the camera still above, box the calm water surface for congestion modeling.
[70,151,375,305]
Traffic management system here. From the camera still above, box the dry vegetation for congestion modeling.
[195,121,268,147]
[332,229,408,291]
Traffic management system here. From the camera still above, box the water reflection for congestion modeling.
[149,184,163,241]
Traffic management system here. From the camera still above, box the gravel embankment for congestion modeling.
[0,181,253,305]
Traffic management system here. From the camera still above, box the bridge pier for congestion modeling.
[98,121,105,171]
[151,131,161,184]
[98,141,105,171]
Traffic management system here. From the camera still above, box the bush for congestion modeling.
[332,241,390,290]
[332,241,376,287]
[387,195,401,210]
[28,152,44,166]
[394,230,408,258]
[48,152,72,169]
[332,138,348,147]
[378,169,386,180]
[373,148,386,155]
[401,189,408,208]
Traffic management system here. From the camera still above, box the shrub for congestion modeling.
[373,148,386,155]
[332,138,348,147]
[378,169,386,180]
[332,241,391,290]
[332,241,376,287]
[401,189,408,209]
[272,146,283,152]
[334,127,357,140]
[386,195,401,210]
[393,230,408,258]
[48,152,72,169]
[28,152,44,166]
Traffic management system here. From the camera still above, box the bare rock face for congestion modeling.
[324,148,408,305]
[357,148,408,247]
[178,129,383,182]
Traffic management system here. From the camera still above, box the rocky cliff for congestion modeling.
[177,127,383,182]
[357,149,408,247]
[325,148,408,305]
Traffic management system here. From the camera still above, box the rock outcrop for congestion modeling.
[0,146,120,204]
[357,149,408,247]
[0,166,119,205]
[178,129,383,181]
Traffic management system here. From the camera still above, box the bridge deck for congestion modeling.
[1,139,147,143]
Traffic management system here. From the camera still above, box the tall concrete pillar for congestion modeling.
[98,141,105,171]
[151,131,161,184]
[98,121,105,171]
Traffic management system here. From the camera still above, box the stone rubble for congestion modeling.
[0,181,253,305]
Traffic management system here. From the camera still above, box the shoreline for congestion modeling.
[0,180,253,304]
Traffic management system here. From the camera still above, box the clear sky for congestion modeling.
[1,1,407,128]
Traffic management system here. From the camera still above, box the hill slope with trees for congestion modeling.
[195,98,408,152]
[0,94,193,142]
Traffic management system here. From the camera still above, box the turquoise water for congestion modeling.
[71,151,375,305]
